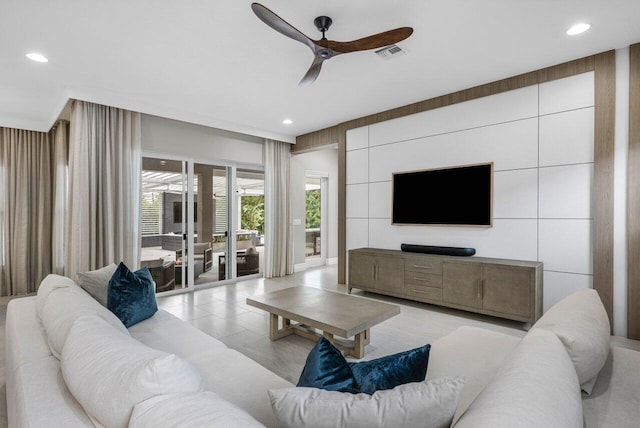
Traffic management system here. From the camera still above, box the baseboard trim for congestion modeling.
[294,263,307,272]
[326,257,338,266]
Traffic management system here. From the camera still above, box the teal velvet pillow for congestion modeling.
[107,262,157,328]
[297,337,359,393]
[349,344,431,395]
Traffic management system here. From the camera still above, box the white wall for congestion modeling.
[141,113,264,165]
[346,72,597,315]
[291,148,339,267]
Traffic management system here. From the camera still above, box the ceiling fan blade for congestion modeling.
[251,3,317,53]
[299,57,324,87]
[327,27,413,53]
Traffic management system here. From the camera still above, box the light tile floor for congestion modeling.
[156,265,527,384]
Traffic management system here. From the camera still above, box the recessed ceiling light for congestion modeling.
[282,118,293,125]
[26,52,48,63]
[566,23,590,36]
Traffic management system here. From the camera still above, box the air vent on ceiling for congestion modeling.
[375,44,407,59]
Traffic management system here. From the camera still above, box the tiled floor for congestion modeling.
[156,265,527,384]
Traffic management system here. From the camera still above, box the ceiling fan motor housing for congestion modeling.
[314,16,332,35]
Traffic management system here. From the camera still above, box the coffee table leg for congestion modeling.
[352,330,367,359]
[269,313,293,340]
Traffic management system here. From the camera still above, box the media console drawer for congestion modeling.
[348,248,543,325]
[404,271,442,288]
[405,284,443,301]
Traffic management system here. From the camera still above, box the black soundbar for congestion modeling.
[401,244,476,257]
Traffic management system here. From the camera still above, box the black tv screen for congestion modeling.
[392,163,493,227]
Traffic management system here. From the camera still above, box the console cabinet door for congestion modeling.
[348,252,376,290]
[481,266,532,320]
[373,257,404,294]
[442,263,482,309]
[349,252,404,294]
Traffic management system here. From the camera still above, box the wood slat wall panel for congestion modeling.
[628,43,640,339]
[294,52,616,331]
[593,51,616,330]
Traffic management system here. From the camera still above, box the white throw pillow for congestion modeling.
[454,329,583,428]
[61,315,204,428]
[41,284,129,359]
[269,376,464,428]
[36,274,76,319]
[129,392,264,428]
[76,263,117,306]
[531,289,610,394]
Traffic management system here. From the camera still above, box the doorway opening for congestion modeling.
[305,173,328,267]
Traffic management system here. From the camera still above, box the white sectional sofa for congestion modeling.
[6,273,640,427]
[5,275,292,427]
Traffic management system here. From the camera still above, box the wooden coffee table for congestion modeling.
[246,286,400,358]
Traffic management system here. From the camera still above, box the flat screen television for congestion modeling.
[173,201,197,223]
[392,162,493,227]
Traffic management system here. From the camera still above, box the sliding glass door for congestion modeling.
[140,157,188,292]
[237,168,265,278]
[192,162,231,285]
[140,156,264,292]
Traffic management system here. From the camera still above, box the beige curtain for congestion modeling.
[264,139,293,277]
[0,123,68,296]
[65,101,141,279]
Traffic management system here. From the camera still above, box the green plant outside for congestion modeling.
[306,189,321,229]
[241,195,264,235]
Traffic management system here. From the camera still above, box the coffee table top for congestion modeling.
[246,286,400,338]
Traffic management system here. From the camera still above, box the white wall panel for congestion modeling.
[368,85,538,146]
[539,72,595,115]
[368,219,537,261]
[346,184,369,218]
[346,219,369,250]
[539,219,593,274]
[539,107,594,167]
[346,126,369,151]
[543,271,593,312]
[369,118,538,182]
[369,181,392,218]
[346,149,368,184]
[539,164,593,219]
[493,169,538,219]
[347,78,595,316]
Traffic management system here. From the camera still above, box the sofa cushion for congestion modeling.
[40,284,129,359]
[129,310,293,427]
[531,289,610,394]
[349,344,430,395]
[76,263,117,307]
[454,329,583,428]
[297,337,359,393]
[270,376,464,428]
[36,274,76,319]
[426,326,522,423]
[61,315,204,428]
[129,392,264,428]
[582,344,640,427]
[107,262,157,327]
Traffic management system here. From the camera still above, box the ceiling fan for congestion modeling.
[251,3,413,86]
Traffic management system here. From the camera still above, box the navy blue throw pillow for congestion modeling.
[349,344,431,395]
[297,337,359,393]
[107,262,158,328]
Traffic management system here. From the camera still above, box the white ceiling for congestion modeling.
[2,0,640,143]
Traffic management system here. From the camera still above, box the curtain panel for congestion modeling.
[0,123,68,296]
[264,139,293,277]
[65,101,141,279]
